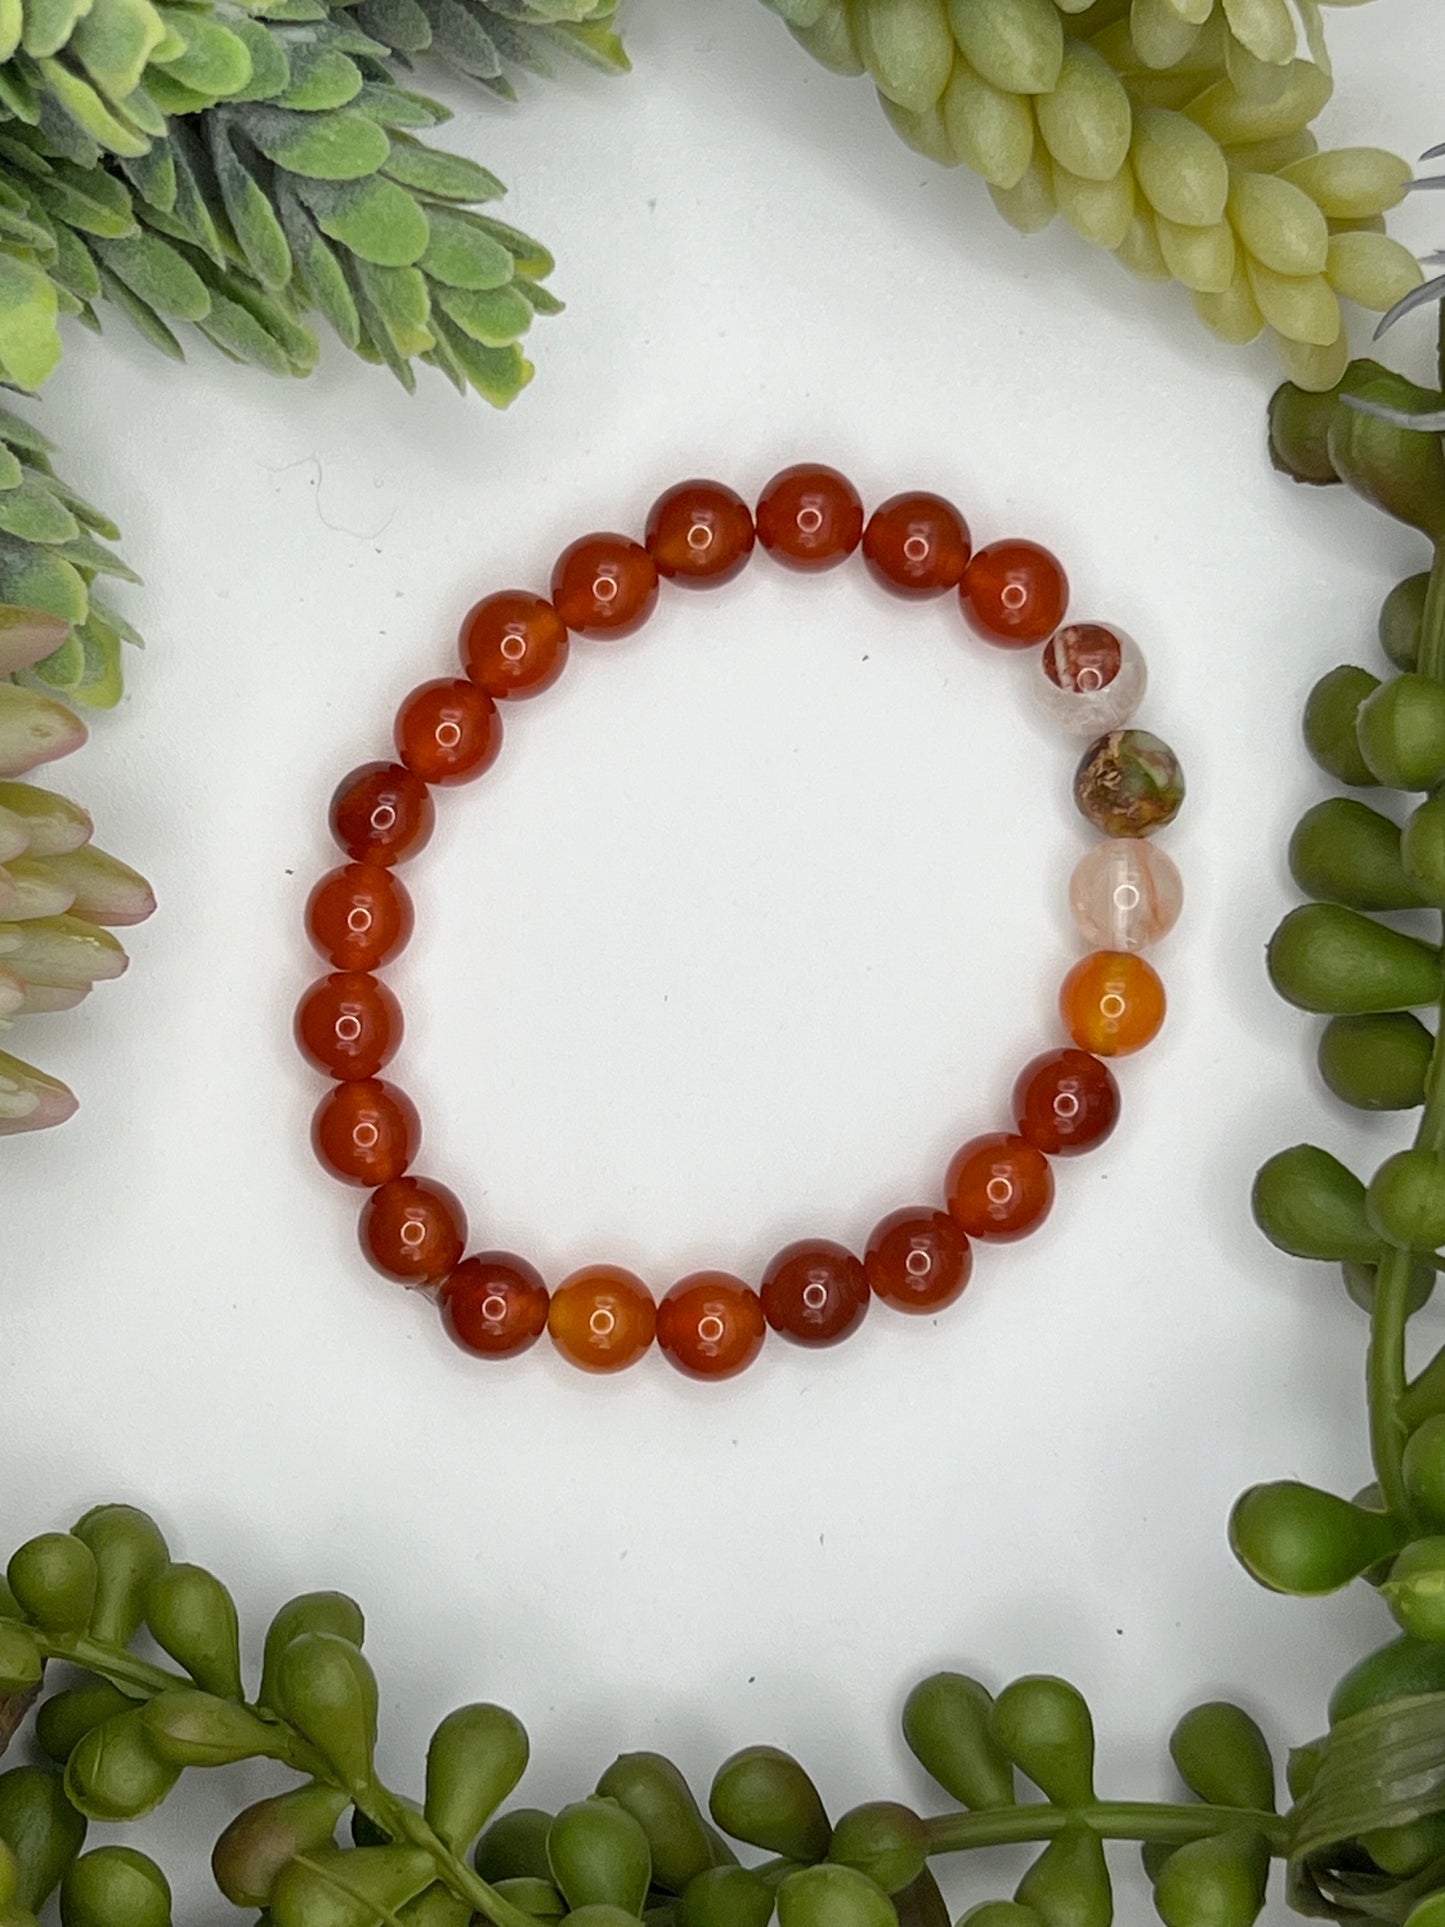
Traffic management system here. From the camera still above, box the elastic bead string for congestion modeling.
[296,465,1186,1380]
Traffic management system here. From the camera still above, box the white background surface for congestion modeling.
[4,1,1445,1917]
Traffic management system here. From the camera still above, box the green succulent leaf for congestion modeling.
[436,279,531,345]
[272,43,363,110]
[244,102,391,180]
[93,228,211,319]
[0,255,61,390]
[22,0,93,62]
[0,477,79,544]
[301,171,428,265]
[382,134,502,202]
[68,0,168,105]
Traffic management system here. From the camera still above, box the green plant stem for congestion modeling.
[921,1799,1289,1858]
[1372,531,1445,1514]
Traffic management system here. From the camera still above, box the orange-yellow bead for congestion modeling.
[1060,950,1165,1057]
[548,1265,657,1372]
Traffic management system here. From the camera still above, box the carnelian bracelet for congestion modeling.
[295,466,1185,1379]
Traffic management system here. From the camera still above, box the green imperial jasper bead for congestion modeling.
[1073,729,1184,838]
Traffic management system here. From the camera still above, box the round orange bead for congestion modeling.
[306,863,413,972]
[395,678,502,786]
[441,1253,550,1359]
[755,465,863,571]
[1061,950,1166,1057]
[656,1271,767,1379]
[330,761,435,867]
[862,492,972,597]
[760,1239,869,1345]
[962,540,1069,647]
[551,534,659,638]
[549,1265,657,1372]
[295,972,402,1081]
[865,1208,972,1312]
[646,480,755,587]
[946,1133,1054,1242]
[360,1176,466,1285]
[312,1077,420,1187]
[460,590,570,700]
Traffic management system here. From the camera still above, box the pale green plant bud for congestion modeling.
[1272,327,1349,393]
[1187,61,1331,144]
[791,0,864,74]
[1054,162,1135,249]
[1225,33,1298,106]
[1035,42,1131,182]
[1326,232,1424,311]
[854,0,953,111]
[1129,0,1204,69]
[942,61,1034,187]
[1330,214,1387,235]
[1158,215,1238,291]
[945,0,1062,94]
[1192,269,1266,340]
[988,145,1056,231]
[878,91,957,166]
[18,847,153,926]
[0,688,86,780]
[1227,130,1318,174]
[1222,0,1296,67]
[1282,147,1413,220]
[1160,0,1213,25]
[0,612,68,680]
[1115,206,1172,279]
[0,916,126,989]
[1,861,76,920]
[1228,170,1328,274]
[0,967,22,1015]
[1245,257,1340,343]
[18,986,89,1015]
[0,1049,76,1133]
[1132,107,1230,225]
[0,785,92,858]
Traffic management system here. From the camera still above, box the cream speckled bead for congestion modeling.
[1034,623,1147,736]
[1069,838,1183,951]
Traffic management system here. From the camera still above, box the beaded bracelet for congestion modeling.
[295,467,1185,1379]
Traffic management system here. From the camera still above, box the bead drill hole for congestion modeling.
[353,1122,380,1150]
[1001,583,1028,611]
[986,1176,1014,1206]
[903,535,930,564]
[698,1314,725,1343]
[687,523,714,552]
[1101,993,1126,1021]
[347,907,373,934]
[1114,883,1141,911]
[401,1219,426,1248]
[481,1292,508,1322]
[590,1306,617,1338]
[801,1281,829,1311]
[1078,667,1104,692]
[500,632,528,662]
[593,573,619,604]
[1053,1093,1080,1120]
[436,722,463,750]
[336,1015,363,1043]
[796,506,824,536]
[905,1247,933,1277]
[370,804,398,833]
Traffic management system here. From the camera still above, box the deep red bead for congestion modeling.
[656,1271,767,1379]
[551,534,659,637]
[760,1239,869,1346]
[312,1078,420,1187]
[295,972,402,1080]
[1013,1048,1121,1156]
[330,761,435,866]
[755,465,864,571]
[645,480,755,587]
[962,540,1069,647]
[865,1208,973,1313]
[441,1253,550,1358]
[395,678,502,786]
[863,492,972,597]
[305,863,413,971]
[460,590,570,700]
[360,1176,466,1285]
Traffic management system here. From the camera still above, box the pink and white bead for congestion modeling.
[1033,623,1146,737]
[1069,838,1183,952]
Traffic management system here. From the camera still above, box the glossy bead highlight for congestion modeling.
[657,1271,767,1378]
[946,1133,1054,1241]
[755,465,864,570]
[312,1078,420,1186]
[395,678,502,786]
[460,590,569,699]
[761,1239,869,1345]
[1061,950,1166,1057]
[1013,1049,1120,1156]
[646,480,755,586]
[551,534,659,637]
[329,761,435,866]
[442,1253,550,1358]
[305,863,413,971]
[865,1208,973,1312]
[863,492,972,597]
[963,540,1069,646]
[549,1265,657,1371]
[361,1176,466,1285]
[295,972,402,1080]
